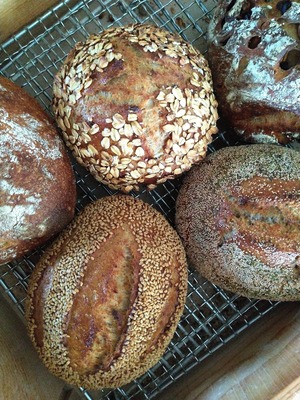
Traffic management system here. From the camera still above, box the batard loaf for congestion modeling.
[25,195,188,389]
[0,76,76,265]
[176,144,300,301]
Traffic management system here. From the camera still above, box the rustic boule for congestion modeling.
[52,23,218,192]
[176,144,300,301]
[0,76,76,265]
[26,195,188,389]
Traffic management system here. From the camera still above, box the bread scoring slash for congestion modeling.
[0,76,76,265]
[26,195,188,389]
[52,23,218,192]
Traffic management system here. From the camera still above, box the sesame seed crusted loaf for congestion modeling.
[0,76,76,265]
[25,195,188,389]
[52,23,219,192]
[175,144,300,301]
[207,0,300,144]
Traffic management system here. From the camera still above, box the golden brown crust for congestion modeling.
[53,23,218,192]
[26,195,188,389]
[0,76,76,265]
[207,0,300,144]
[175,144,300,301]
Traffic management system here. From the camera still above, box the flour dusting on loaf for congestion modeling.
[208,0,300,143]
[0,76,76,264]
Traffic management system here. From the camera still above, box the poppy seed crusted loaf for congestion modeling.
[26,195,188,389]
[52,23,218,192]
[0,76,76,265]
[176,144,300,301]
[207,0,300,144]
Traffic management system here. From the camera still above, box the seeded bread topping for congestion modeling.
[0,76,76,265]
[207,0,300,144]
[176,144,300,301]
[26,195,188,389]
[53,23,218,192]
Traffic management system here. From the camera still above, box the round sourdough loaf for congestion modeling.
[176,144,300,301]
[52,23,218,192]
[207,0,300,144]
[25,195,188,389]
[0,76,76,265]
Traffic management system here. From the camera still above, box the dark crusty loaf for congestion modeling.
[176,144,300,301]
[26,195,188,389]
[207,0,300,144]
[0,76,76,265]
[52,23,218,192]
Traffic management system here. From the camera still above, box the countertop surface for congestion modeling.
[0,1,300,399]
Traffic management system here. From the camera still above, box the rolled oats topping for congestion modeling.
[53,23,218,192]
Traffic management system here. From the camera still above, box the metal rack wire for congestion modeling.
[0,1,278,399]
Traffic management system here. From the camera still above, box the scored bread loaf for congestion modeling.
[26,195,188,389]
[207,0,300,144]
[52,23,218,192]
[176,144,300,301]
[0,76,76,265]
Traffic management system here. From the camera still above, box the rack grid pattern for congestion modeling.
[0,1,277,399]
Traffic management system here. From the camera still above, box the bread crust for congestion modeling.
[176,144,300,301]
[207,0,300,144]
[52,23,218,192]
[26,195,188,389]
[0,76,76,265]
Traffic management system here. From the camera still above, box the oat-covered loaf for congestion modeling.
[26,195,188,389]
[176,144,300,301]
[207,0,300,144]
[0,76,76,265]
[53,23,218,192]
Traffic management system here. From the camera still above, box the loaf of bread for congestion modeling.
[52,23,218,192]
[0,76,76,265]
[207,0,300,144]
[25,195,188,389]
[176,144,300,301]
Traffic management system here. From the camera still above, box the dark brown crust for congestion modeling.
[52,23,219,192]
[175,144,300,301]
[0,76,77,265]
[207,0,300,144]
[25,195,188,389]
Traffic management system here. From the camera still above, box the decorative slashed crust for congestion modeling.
[52,23,218,192]
[0,76,76,265]
[207,0,300,144]
[26,195,188,389]
[176,144,300,301]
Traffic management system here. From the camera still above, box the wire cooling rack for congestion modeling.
[0,1,278,399]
